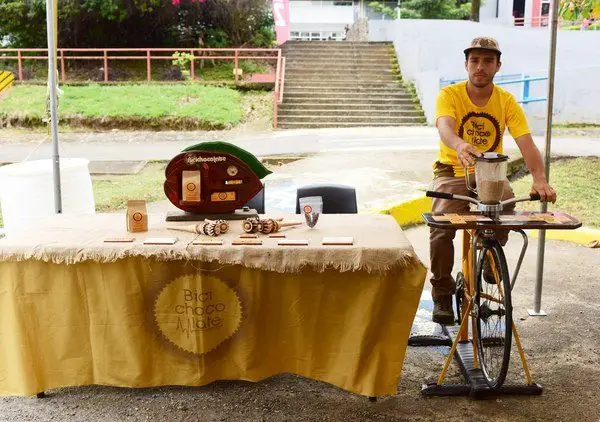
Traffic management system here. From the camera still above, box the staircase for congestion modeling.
[278,41,426,129]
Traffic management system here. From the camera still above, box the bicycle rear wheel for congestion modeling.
[475,239,512,389]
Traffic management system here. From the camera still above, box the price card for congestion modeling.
[192,239,223,245]
[232,239,263,246]
[322,237,354,246]
[143,237,178,245]
[278,239,309,246]
[104,237,135,243]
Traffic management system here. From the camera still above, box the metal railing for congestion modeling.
[0,47,281,83]
[273,53,287,129]
[440,73,548,104]
[513,16,550,27]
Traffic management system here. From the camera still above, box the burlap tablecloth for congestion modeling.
[0,212,427,397]
[0,213,422,274]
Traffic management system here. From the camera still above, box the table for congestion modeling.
[0,213,426,397]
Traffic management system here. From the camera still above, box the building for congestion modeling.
[274,0,576,45]
[480,0,553,27]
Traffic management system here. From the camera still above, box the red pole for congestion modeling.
[146,50,151,82]
[60,50,65,82]
[190,49,195,81]
[103,50,108,82]
[17,50,23,81]
[234,50,239,84]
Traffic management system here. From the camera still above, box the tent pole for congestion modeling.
[530,0,559,316]
[46,0,62,214]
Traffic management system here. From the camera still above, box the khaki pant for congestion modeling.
[429,176,515,301]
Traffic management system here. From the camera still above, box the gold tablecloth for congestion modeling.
[0,213,426,397]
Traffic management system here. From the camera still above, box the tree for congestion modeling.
[471,0,480,21]
[0,0,274,48]
[559,0,599,21]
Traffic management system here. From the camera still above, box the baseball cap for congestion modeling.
[464,37,502,56]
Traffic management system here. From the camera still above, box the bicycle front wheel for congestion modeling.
[475,239,512,389]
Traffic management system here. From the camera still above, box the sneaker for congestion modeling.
[432,296,455,325]
[483,257,497,284]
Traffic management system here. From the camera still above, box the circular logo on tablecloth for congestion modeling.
[153,275,242,356]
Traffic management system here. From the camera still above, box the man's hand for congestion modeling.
[455,142,482,168]
[531,179,557,203]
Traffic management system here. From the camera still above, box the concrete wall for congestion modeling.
[369,19,600,130]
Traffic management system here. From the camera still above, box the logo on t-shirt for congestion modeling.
[458,112,501,152]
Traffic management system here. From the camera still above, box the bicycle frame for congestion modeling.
[418,191,581,397]
[435,227,534,387]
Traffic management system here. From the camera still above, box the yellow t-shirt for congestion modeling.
[434,81,530,178]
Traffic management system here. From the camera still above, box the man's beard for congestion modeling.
[469,75,493,88]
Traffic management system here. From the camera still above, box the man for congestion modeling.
[430,36,557,325]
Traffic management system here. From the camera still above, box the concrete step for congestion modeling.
[282,49,392,56]
[284,54,392,60]
[285,59,393,65]
[278,121,424,129]
[286,65,394,72]
[282,48,392,55]
[283,92,411,99]
[284,81,404,90]
[278,108,423,117]
[285,71,396,78]
[282,96,414,104]
[284,77,399,84]
[282,47,392,53]
[279,101,418,109]
[285,67,394,72]
[284,86,408,93]
[280,100,416,108]
[278,115,425,123]
[283,84,402,91]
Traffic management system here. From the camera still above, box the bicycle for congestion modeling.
[415,190,581,397]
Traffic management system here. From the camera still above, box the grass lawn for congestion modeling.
[92,162,167,212]
[512,157,600,228]
[0,84,244,126]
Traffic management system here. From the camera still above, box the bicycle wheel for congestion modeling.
[475,239,512,389]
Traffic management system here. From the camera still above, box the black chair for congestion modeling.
[245,187,265,214]
[295,184,357,214]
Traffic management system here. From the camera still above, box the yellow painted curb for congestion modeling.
[380,196,432,228]
[528,227,600,247]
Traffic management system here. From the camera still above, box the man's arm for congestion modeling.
[514,134,557,202]
[437,116,482,167]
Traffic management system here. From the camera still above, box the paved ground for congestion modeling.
[1,126,599,421]
[2,127,600,163]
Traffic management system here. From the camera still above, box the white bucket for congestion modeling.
[0,158,95,233]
